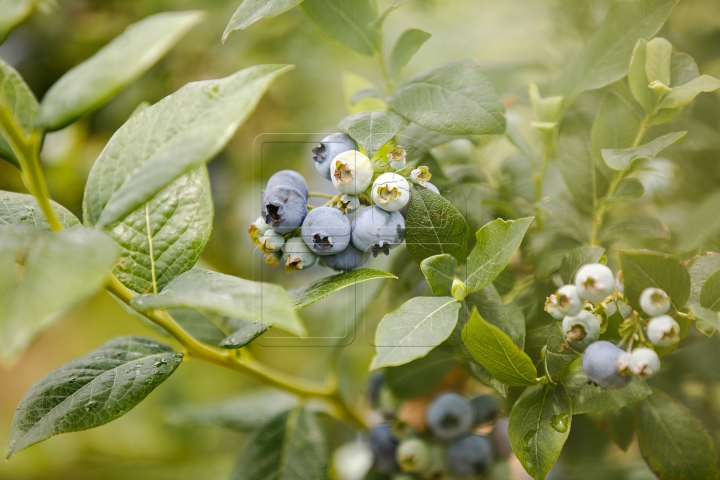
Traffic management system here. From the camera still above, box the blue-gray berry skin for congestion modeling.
[266,170,308,199]
[582,341,632,390]
[312,133,357,180]
[447,435,494,476]
[301,207,351,256]
[351,206,406,257]
[320,243,369,271]
[262,186,307,234]
[368,424,399,474]
[426,393,473,440]
[470,395,500,426]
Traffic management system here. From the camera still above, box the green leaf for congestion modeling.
[466,285,525,348]
[462,309,537,387]
[385,347,457,399]
[387,29,431,80]
[290,269,396,310]
[0,0,34,44]
[131,269,306,337]
[561,357,651,414]
[232,407,328,480]
[700,270,720,311]
[587,408,636,452]
[508,384,572,480]
[688,253,720,306]
[467,360,508,398]
[300,0,378,56]
[629,39,653,113]
[619,251,691,312]
[83,64,293,230]
[0,191,80,230]
[545,322,579,382]
[0,227,118,364]
[670,52,699,87]
[600,215,670,242]
[6,336,182,458]
[560,245,605,284]
[601,131,686,171]
[591,92,642,171]
[388,59,505,135]
[368,0,408,28]
[405,184,469,264]
[658,75,720,110]
[370,296,460,370]
[552,0,679,98]
[608,178,645,200]
[465,217,533,295]
[637,389,719,480]
[167,309,227,345]
[219,321,271,349]
[38,11,204,131]
[687,304,720,334]
[222,0,303,43]
[0,58,38,169]
[167,388,298,432]
[337,110,405,157]
[420,254,457,295]
[645,37,672,86]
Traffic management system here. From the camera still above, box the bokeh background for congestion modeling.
[1,0,720,478]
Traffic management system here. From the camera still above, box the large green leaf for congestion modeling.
[6,336,182,458]
[552,0,679,98]
[387,29,431,80]
[591,92,642,172]
[388,60,505,135]
[508,384,572,480]
[465,217,533,295]
[222,0,303,43]
[0,191,80,230]
[700,270,720,311]
[629,39,653,113]
[561,357,651,414]
[600,215,670,242]
[688,253,720,306]
[38,11,204,131]
[370,296,460,370]
[466,285,526,348]
[385,347,457,398]
[405,184,469,264]
[83,64,292,229]
[232,408,328,480]
[0,58,38,169]
[462,309,537,387]
[587,407,636,452]
[560,245,605,284]
[601,131,686,171]
[368,0,407,28]
[637,389,719,480]
[290,269,396,310]
[545,322,579,382]
[131,269,306,337]
[658,75,720,110]
[337,110,405,157]
[0,0,35,44]
[420,254,457,295]
[300,0,378,56]
[0,227,118,364]
[619,251,691,312]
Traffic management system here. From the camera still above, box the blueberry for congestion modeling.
[262,185,307,234]
[446,435,494,477]
[283,237,317,273]
[646,314,680,347]
[426,393,473,440]
[640,287,671,316]
[396,438,431,473]
[490,418,512,459]
[367,372,385,409]
[337,194,360,214]
[582,341,633,390]
[575,263,615,302]
[319,243,369,272]
[266,169,308,199]
[368,424,399,474]
[248,216,270,244]
[312,133,357,180]
[469,395,500,426]
[351,206,405,257]
[301,207,351,256]
[544,295,565,320]
[410,166,432,185]
[562,310,601,350]
[258,229,285,253]
[331,150,374,195]
[387,146,407,170]
[554,285,583,316]
[425,182,440,194]
[371,173,410,212]
[631,347,661,378]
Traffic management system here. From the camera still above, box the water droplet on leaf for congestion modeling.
[551,414,569,433]
[522,429,537,451]
[85,400,98,411]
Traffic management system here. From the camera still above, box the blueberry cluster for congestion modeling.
[248,134,439,273]
[366,375,509,479]
[545,263,675,390]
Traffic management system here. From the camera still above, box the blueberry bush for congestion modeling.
[2,0,720,479]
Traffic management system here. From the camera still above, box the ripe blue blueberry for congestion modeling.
[266,169,308,199]
[639,287,671,316]
[426,393,473,440]
[631,347,661,378]
[262,185,307,234]
[555,285,583,316]
[319,243,369,272]
[312,133,357,180]
[469,395,500,426]
[283,237,317,273]
[337,194,360,214]
[575,263,615,302]
[446,435,494,477]
[646,315,680,347]
[562,310,601,350]
[367,372,385,410]
[395,438,431,473]
[371,173,410,212]
[301,207,351,256]
[582,341,633,390]
[258,229,285,253]
[368,424,399,474]
[331,150,374,194]
[351,206,406,257]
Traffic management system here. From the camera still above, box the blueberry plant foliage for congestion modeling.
[2,0,720,479]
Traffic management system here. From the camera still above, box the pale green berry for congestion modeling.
[371,173,410,212]
[331,150,374,194]
[647,315,680,347]
[283,237,317,273]
[258,229,285,253]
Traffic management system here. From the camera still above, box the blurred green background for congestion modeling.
[1,0,720,478]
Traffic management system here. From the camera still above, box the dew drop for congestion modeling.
[152,359,168,367]
[174,353,183,358]
[551,414,569,433]
[19,216,26,220]
[522,429,537,451]
[67,376,77,383]
[85,400,98,411]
